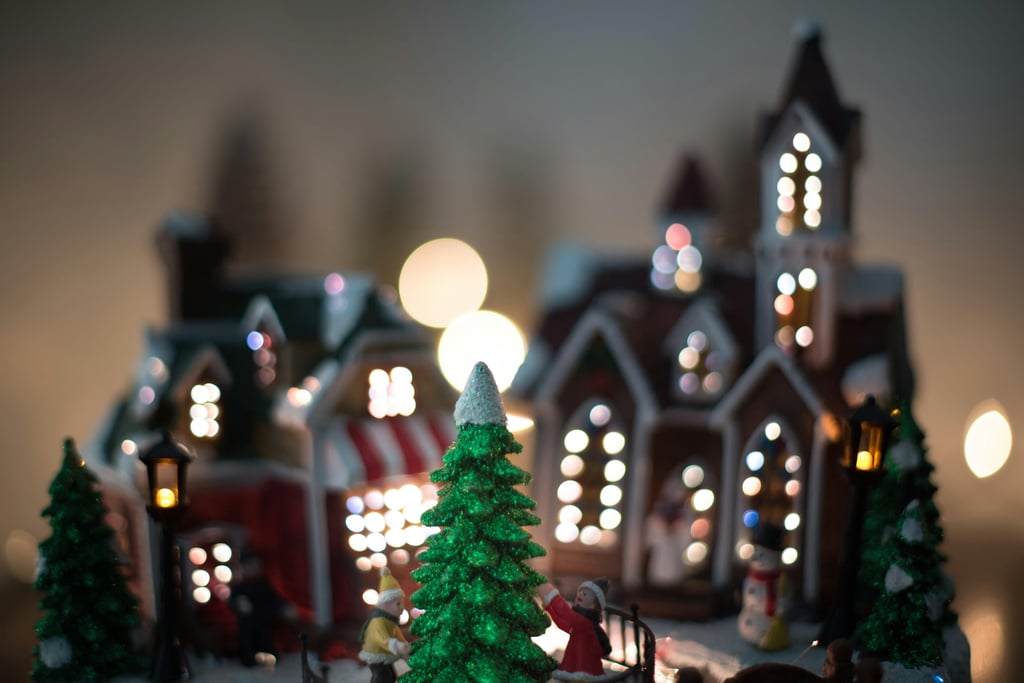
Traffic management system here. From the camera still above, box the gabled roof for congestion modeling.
[709,345,825,427]
[533,305,659,420]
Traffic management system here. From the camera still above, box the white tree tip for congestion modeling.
[454,362,507,426]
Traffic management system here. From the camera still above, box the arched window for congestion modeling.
[645,459,717,585]
[775,131,824,236]
[734,418,805,568]
[554,401,628,549]
[774,268,818,351]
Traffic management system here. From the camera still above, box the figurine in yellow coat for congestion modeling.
[359,568,411,683]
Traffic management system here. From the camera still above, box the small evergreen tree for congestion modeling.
[406,362,556,683]
[859,401,942,592]
[857,500,947,667]
[856,401,955,667]
[33,438,142,682]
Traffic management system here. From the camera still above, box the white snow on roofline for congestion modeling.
[841,265,903,314]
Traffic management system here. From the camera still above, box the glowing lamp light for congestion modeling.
[399,238,488,328]
[964,400,1013,478]
[139,432,194,519]
[841,395,894,476]
[438,310,526,392]
[155,488,177,509]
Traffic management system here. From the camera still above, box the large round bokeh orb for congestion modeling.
[438,311,526,392]
[399,238,488,328]
[964,399,1013,479]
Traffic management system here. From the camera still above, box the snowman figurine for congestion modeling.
[737,523,790,651]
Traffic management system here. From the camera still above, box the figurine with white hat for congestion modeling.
[538,577,613,680]
[359,568,411,683]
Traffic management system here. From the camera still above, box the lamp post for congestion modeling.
[140,431,194,682]
[818,395,895,645]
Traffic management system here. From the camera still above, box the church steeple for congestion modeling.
[770,21,860,153]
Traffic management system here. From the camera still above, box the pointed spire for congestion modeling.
[773,22,860,147]
[658,155,714,219]
[454,362,507,426]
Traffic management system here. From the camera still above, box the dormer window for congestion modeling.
[774,268,817,351]
[189,382,222,439]
[676,330,725,397]
[368,367,416,418]
[775,132,824,236]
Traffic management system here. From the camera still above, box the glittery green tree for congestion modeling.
[856,499,947,667]
[33,438,142,682]
[859,401,943,593]
[406,362,556,683]
[856,402,954,667]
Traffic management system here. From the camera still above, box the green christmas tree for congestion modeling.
[406,362,556,683]
[856,402,955,667]
[857,500,948,667]
[859,401,943,592]
[33,438,142,682]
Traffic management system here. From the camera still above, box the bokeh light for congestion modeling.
[438,310,526,391]
[964,400,1013,478]
[962,603,1005,681]
[398,238,488,328]
[4,530,38,584]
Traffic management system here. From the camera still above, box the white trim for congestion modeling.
[804,417,829,604]
[712,418,740,590]
[709,345,824,428]
[306,427,333,627]
[240,295,288,343]
[623,410,655,592]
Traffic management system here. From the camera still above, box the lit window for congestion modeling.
[774,269,817,352]
[345,480,439,571]
[734,418,804,566]
[186,539,238,604]
[556,402,627,547]
[775,133,824,235]
[368,367,416,418]
[675,329,726,399]
[189,382,222,439]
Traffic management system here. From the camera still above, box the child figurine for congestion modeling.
[228,548,297,667]
[359,568,411,683]
[737,523,790,651]
[538,577,613,681]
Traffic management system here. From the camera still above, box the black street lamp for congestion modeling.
[140,431,194,682]
[818,395,896,645]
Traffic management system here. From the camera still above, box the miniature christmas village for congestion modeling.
[31,26,969,683]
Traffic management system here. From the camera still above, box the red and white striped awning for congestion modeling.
[320,413,457,490]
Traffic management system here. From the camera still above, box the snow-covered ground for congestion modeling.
[110,618,955,683]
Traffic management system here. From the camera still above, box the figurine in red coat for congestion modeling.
[538,578,612,681]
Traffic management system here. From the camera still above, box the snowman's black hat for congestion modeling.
[753,523,785,551]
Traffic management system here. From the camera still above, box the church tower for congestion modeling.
[754,23,862,367]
